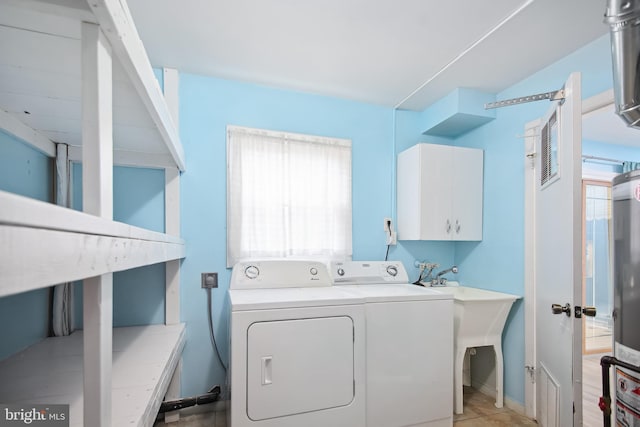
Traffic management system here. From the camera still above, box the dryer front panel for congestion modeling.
[246,316,354,420]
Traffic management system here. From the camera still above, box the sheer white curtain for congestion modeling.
[227,126,352,267]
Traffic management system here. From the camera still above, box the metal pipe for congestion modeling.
[605,0,640,127]
[599,355,640,427]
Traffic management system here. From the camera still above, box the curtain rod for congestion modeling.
[582,155,624,165]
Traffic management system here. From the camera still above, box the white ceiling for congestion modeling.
[583,103,640,147]
[128,0,609,111]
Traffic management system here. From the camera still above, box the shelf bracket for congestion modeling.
[485,89,565,110]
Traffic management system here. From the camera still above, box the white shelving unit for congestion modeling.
[0,1,186,426]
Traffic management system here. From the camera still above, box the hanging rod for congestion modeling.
[485,89,565,110]
[582,155,624,165]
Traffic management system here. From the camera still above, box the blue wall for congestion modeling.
[0,131,52,361]
[178,74,395,395]
[583,139,640,173]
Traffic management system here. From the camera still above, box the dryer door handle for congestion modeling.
[261,356,273,385]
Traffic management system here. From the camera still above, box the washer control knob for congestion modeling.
[386,265,398,277]
[244,265,259,279]
[310,267,318,276]
[337,267,345,276]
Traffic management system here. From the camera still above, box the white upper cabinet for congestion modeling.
[397,143,483,241]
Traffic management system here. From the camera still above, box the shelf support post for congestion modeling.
[81,21,113,427]
[163,67,182,423]
[163,68,181,326]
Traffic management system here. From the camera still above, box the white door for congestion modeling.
[534,72,582,427]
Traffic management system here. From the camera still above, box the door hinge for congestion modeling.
[525,365,536,383]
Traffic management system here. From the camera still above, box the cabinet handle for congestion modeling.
[455,219,461,233]
[446,219,452,233]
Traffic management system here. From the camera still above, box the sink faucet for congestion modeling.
[431,266,458,287]
[413,262,438,286]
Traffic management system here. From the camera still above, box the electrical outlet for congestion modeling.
[201,272,218,288]
[387,231,397,246]
[384,217,392,232]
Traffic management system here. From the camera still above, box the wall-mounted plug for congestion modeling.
[387,231,397,245]
[201,272,218,288]
[384,217,396,245]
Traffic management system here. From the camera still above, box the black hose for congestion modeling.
[207,288,228,372]
[158,386,221,413]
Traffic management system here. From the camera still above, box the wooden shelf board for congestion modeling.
[0,324,186,427]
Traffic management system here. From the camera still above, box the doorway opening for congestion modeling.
[581,179,614,427]
[582,179,613,355]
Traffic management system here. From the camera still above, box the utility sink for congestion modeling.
[432,283,520,414]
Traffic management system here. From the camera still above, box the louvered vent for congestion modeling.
[541,111,558,187]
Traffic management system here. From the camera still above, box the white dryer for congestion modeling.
[228,260,366,427]
[331,260,454,427]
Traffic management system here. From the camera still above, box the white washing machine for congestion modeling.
[331,260,454,427]
[228,260,366,427]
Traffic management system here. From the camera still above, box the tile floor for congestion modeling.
[453,386,537,426]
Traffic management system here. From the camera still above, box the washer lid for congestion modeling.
[337,283,453,302]
[229,286,364,311]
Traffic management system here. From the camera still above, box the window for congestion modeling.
[541,110,559,187]
[226,126,352,267]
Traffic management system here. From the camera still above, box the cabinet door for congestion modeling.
[451,147,483,240]
[397,146,423,240]
[418,144,453,240]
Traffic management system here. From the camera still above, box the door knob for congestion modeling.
[551,303,571,316]
[574,306,597,318]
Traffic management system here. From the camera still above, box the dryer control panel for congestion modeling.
[330,261,409,285]
[230,260,332,289]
